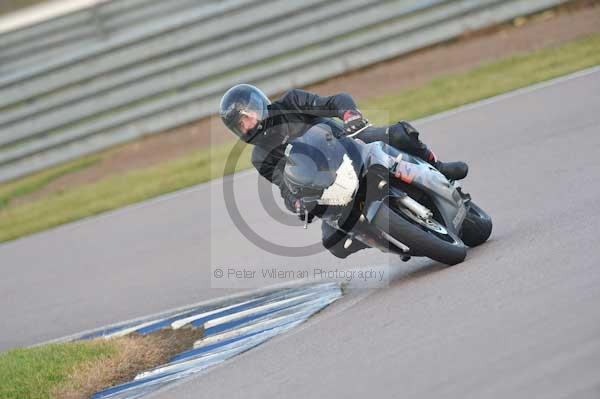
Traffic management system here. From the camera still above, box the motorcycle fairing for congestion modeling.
[318,154,359,206]
[361,141,468,234]
[284,124,363,197]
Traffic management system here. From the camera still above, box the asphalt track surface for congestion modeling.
[2,68,600,398]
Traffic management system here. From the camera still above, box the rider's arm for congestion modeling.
[251,146,297,213]
[251,146,282,184]
[276,89,358,119]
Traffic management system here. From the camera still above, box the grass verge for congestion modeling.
[0,340,115,399]
[0,33,599,243]
[0,328,202,399]
[0,141,252,243]
[0,155,100,209]
[363,33,600,124]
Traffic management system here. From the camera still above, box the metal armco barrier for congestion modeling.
[0,0,568,182]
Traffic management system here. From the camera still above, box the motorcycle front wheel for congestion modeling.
[372,202,467,266]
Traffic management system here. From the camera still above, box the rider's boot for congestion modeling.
[425,150,469,181]
[435,161,469,181]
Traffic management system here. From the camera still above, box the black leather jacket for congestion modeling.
[250,89,358,187]
[250,89,427,212]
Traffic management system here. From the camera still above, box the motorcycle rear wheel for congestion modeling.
[460,201,493,247]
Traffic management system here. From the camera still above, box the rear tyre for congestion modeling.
[460,201,492,247]
[372,203,467,266]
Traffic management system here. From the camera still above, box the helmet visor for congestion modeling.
[220,84,270,142]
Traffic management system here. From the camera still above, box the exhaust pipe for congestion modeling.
[396,196,433,220]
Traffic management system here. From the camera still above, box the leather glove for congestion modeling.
[342,110,368,135]
[295,198,315,224]
[300,213,315,223]
[280,182,298,213]
[281,182,315,224]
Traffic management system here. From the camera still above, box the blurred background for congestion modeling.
[0,0,599,243]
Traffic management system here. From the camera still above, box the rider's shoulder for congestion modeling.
[277,88,311,104]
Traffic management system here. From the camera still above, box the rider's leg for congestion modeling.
[355,121,468,180]
[321,222,368,259]
[355,121,432,159]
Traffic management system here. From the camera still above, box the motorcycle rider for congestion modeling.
[219,84,468,258]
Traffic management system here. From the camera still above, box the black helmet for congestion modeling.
[219,84,271,143]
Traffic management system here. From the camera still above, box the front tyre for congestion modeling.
[372,203,467,266]
[460,201,492,247]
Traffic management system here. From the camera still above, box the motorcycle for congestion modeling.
[282,122,492,266]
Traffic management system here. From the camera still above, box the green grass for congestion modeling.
[363,33,600,124]
[0,33,599,243]
[0,141,252,242]
[0,341,116,399]
[0,155,100,209]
